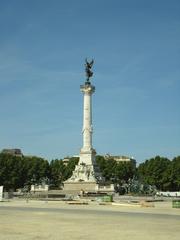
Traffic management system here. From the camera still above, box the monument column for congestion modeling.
[64,59,102,185]
[82,83,94,150]
[79,82,96,165]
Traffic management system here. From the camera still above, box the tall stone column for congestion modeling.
[64,59,103,187]
[79,82,96,165]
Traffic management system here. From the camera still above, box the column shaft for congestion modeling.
[83,92,92,150]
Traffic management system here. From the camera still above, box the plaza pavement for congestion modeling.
[0,199,180,240]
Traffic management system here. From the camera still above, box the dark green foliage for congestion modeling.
[166,156,180,191]
[49,157,79,188]
[96,155,116,182]
[96,155,136,184]
[0,154,50,191]
[137,156,180,191]
[115,161,136,183]
[24,156,50,186]
[0,153,79,191]
[49,159,65,187]
[172,156,180,190]
[0,153,25,190]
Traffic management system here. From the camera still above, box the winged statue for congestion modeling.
[85,58,94,81]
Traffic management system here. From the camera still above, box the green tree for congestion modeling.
[23,156,50,186]
[50,159,65,188]
[63,157,79,180]
[49,157,79,188]
[96,155,135,183]
[138,156,171,190]
[0,153,50,191]
[115,162,136,183]
[166,156,180,191]
[0,153,25,190]
[96,155,116,182]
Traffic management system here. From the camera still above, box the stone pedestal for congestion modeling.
[63,182,114,194]
[63,182,97,192]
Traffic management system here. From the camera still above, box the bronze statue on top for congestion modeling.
[85,58,94,82]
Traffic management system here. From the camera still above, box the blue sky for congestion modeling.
[0,0,179,163]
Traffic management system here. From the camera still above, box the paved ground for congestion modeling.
[0,199,180,240]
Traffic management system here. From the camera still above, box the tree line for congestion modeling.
[0,153,78,191]
[138,156,180,191]
[96,155,180,192]
[0,153,179,192]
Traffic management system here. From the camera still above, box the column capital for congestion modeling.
[80,82,95,94]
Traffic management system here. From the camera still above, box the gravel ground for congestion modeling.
[0,199,180,240]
